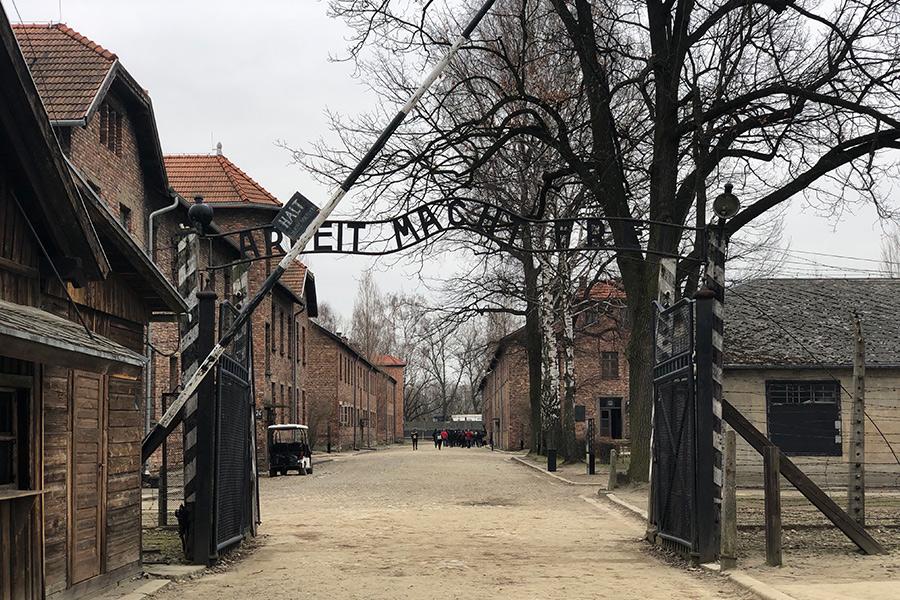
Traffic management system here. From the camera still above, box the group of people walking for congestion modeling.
[408,428,488,450]
[431,428,485,449]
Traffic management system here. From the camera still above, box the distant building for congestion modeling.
[374,354,407,443]
[480,282,630,450]
[725,278,900,488]
[306,322,405,450]
[451,414,483,422]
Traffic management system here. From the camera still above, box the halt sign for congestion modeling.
[273,191,320,239]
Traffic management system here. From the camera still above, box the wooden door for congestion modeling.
[70,371,105,585]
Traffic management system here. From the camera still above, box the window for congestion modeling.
[766,381,841,456]
[287,318,293,360]
[0,389,22,488]
[299,326,306,365]
[270,305,276,353]
[118,204,132,233]
[279,311,285,356]
[264,323,271,373]
[600,351,619,379]
[99,103,122,155]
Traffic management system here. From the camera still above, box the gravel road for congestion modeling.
[153,445,750,599]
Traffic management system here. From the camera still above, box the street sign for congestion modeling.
[273,191,320,239]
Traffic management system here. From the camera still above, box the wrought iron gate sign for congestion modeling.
[204,198,643,272]
[650,297,719,563]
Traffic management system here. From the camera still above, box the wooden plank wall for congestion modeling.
[0,497,41,600]
[42,366,70,596]
[70,371,103,585]
[0,188,40,307]
[104,375,141,572]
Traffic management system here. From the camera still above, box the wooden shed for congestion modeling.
[0,6,185,598]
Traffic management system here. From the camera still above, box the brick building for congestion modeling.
[306,322,403,450]
[163,151,319,467]
[5,16,186,598]
[374,354,406,443]
[480,282,630,451]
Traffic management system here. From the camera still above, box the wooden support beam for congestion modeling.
[763,445,782,566]
[722,399,886,555]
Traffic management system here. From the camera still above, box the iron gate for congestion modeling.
[212,303,255,554]
[650,297,719,562]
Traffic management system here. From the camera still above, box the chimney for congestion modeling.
[216,141,223,156]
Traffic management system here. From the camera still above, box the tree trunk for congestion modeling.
[523,256,543,453]
[625,280,656,482]
[537,255,561,452]
[558,251,579,462]
[560,295,579,462]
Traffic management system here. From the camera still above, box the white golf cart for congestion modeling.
[266,424,313,476]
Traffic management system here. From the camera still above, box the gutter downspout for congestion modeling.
[145,191,182,448]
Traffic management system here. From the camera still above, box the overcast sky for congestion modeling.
[5,0,894,318]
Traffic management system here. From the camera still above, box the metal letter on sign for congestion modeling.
[273,191,321,239]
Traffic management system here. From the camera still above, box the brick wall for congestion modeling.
[376,363,405,443]
[481,341,530,450]
[481,308,630,451]
[305,323,399,451]
[570,311,631,444]
[68,92,168,247]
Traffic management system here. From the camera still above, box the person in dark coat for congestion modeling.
[411,430,419,450]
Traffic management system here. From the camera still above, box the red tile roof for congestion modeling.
[374,354,407,367]
[11,23,116,122]
[585,280,626,301]
[281,260,308,297]
[164,154,282,206]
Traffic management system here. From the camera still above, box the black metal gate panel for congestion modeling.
[213,304,254,554]
[650,298,719,562]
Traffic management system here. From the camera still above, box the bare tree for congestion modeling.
[350,270,389,358]
[881,224,900,276]
[313,301,346,334]
[306,0,900,480]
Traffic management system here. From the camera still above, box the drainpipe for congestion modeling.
[144,191,182,450]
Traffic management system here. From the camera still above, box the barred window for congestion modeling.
[767,381,838,405]
[766,380,841,456]
[98,103,122,155]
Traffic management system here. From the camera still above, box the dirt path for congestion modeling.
[153,445,749,599]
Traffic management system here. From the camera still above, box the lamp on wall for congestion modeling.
[188,195,214,234]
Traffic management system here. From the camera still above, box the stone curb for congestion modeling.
[511,455,605,487]
[595,492,799,600]
[603,492,648,520]
[118,579,171,600]
[717,570,798,600]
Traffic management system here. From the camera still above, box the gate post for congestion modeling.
[191,289,218,565]
[694,289,721,563]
